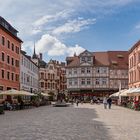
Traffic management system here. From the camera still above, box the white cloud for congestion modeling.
[67,45,85,56]
[36,34,85,56]
[33,10,73,27]
[52,18,96,35]
[0,0,138,60]
[135,23,140,29]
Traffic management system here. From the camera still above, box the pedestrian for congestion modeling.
[90,99,93,104]
[107,97,112,109]
[103,97,107,109]
[97,98,100,104]
[76,99,79,106]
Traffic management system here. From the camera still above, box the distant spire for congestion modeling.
[33,41,36,55]
[32,41,38,59]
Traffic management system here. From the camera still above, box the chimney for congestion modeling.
[39,53,42,60]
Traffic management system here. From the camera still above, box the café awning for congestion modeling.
[110,89,129,97]
[41,93,51,97]
[127,88,140,96]
[0,89,36,96]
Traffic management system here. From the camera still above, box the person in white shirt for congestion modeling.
[103,97,107,109]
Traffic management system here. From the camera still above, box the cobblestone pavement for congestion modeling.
[76,103,140,140]
[0,105,111,140]
[1,104,139,140]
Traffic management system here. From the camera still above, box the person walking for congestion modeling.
[103,97,107,109]
[76,99,79,106]
[107,97,112,109]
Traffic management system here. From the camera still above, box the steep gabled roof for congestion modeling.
[107,51,128,69]
[66,50,128,69]
[93,52,109,66]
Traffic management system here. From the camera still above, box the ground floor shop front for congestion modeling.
[68,88,119,100]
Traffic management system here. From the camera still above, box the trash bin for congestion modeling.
[0,104,4,114]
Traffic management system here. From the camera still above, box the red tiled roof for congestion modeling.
[66,56,80,67]
[93,52,109,66]
[66,51,128,69]
[107,51,128,69]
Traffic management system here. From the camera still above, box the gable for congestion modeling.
[79,50,92,57]
[80,62,92,66]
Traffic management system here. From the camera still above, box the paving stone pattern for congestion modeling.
[0,105,111,140]
[77,104,140,140]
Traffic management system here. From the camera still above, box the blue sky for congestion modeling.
[1,0,140,61]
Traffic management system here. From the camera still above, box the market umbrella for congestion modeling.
[109,91,120,97]
[41,92,51,97]
[119,89,129,96]
[110,90,123,97]
[127,88,140,96]
[0,89,36,96]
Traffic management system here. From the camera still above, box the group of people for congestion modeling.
[103,97,112,109]
[3,98,24,111]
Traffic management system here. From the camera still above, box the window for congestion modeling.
[41,72,44,79]
[81,68,85,74]
[74,79,77,85]
[81,57,85,62]
[7,71,10,80]
[96,68,100,73]
[74,69,77,74]
[11,73,14,81]
[15,74,19,81]
[41,82,44,88]
[69,79,72,86]
[7,55,10,64]
[102,78,107,85]
[7,40,10,49]
[102,68,107,73]
[87,78,91,85]
[2,36,5,46]
[95,78,100,85]
[87,57,91,61]
[2,52,5,61]
[15,60,19,67]
[16,46,19,54]
[87,67,91,73]
[11,43,14,51]
[81,79,85,85]
[48,83,50,88]
[27,76,30,82]
[48,73,50,79]
[2,70,4,79]
[11,58,14,66]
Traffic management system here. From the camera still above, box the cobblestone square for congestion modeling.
[0,104,140,140]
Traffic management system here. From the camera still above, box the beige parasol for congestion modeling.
[0,89,36,96]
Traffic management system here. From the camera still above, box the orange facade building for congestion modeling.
[0,16,22,91]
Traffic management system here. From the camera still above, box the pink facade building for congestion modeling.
[129,40,140,88]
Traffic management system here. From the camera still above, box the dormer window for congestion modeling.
[49,65,53,70]
[82,57,85,62]
[87,57,91,61]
